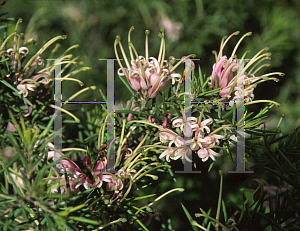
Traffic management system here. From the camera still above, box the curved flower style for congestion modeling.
[158,126,189,162]
[106,178,124,192]
[172,116,198,137]
[198,118,213,135]
[5,49,50,99]
[210,31,284,105]
[5,47,29,72]
[192,130,225,162]
[159,128,185,147]
[114,27,195,99]
[1,21,90,122]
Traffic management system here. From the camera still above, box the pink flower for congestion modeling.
[211,56,238,90]
[159,129,176,144]
[106,178,123,192]
[198,134,225,148]
[197,148,221,162]
[210,31,282,104]
[159,147,189,162]
[172,116,198,137]
[159,128,184,147]
[198,118,213,135]
[159,147,175,162]
[56,155,112,191]
[158,112,226,163]
[6,122,16,132]
[114,27,193,99]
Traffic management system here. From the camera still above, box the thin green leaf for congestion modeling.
[133,194,156,201]
[118,74,135,95]
[222,200,227,222]
[68,216,100,225]
[98,88,107,102]
[200,208,211,227]
[265,167,299,189]
[182,203,199,231]
[208,162,214,172]
[277,149,300,176]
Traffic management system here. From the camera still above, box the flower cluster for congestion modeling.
[49,155,115,193]
[114,27,195,99]
[210,31,283,106]
[4,45,52,116]
[4,45,52,97]
[46,147,134,198]
[156,111,228,162]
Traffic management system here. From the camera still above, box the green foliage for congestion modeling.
[1,1,300,230]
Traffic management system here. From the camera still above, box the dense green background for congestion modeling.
[5,0,300,133]
[3,0,300,230]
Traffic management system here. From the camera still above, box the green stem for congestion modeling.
[128,26,135,60]
[216,170,223,229]
[234,182,263,217]
[23,35,67,72]
[49,104,80,123]
[169,54,196,73]
[128,42,146,83]
[116,119,127,166]
[145,30,150,61]
[63,86,96,103]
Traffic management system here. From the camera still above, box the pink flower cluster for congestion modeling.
[114,27,195,99]
[210,32,281,106]
[49,155,123,194]
[159,116,225,162]
[211,55,256,106]
[118,56,181,98]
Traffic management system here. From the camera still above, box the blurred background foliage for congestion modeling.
[3,0,300,230]
[5,0,300,134]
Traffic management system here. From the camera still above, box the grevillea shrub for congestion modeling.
[1,15,300,231]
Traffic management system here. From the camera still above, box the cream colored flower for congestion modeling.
[197,148,221,162]
[172,116,199,137]
[16,83,36,97]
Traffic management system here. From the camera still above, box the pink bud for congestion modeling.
[181,56,195,69]
[94,158,106,174]
[129,77,141,91]
[6,122,16,132]
[83,155,91,167]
